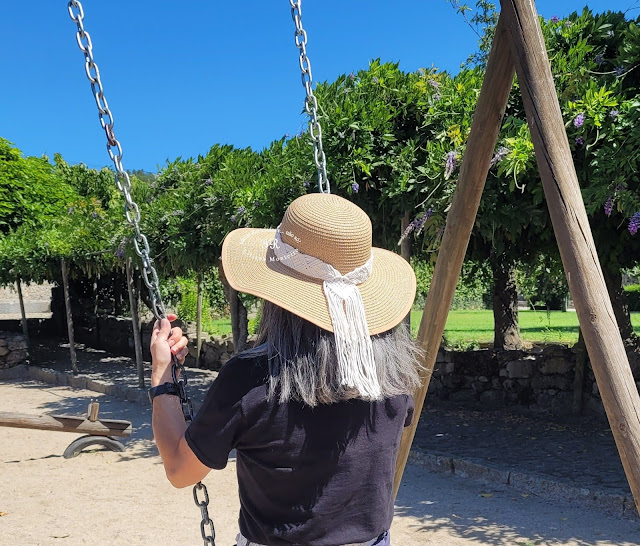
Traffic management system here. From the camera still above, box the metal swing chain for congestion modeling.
[67,3,214,544]
[289,0,330,194]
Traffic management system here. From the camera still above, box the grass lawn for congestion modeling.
[204,309,640,348]
[410,309,640,348]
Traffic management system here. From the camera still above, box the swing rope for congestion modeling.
[66,2,215,544]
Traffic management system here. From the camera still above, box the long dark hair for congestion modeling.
[248,301,423,407]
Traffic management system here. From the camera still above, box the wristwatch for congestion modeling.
[148,382,180,402]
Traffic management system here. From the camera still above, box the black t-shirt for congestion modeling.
[185,349,414,546]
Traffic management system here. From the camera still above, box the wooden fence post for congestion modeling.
[60,259,78,374]
[501,0,640,514]
[16,278,29,346]
[126,258,145,389]
[393,15,515,498]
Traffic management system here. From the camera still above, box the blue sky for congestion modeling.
[1,1,637,173]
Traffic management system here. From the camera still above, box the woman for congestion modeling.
[151,193,422,546]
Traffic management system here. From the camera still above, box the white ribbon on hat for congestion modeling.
[272,228,381,399]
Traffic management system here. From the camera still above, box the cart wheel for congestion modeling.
[63,435,126,459]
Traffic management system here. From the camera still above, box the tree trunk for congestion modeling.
[61,259,78,373]
[218,261,248,354]
[196,272,203,368]
[400,212,412,331]
[602,265,636,343]
[16,278,29,347]
[572,328,587,415]
[126,259,145,389]
[492,258,524,350]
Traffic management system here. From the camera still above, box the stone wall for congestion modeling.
[0,331,29,369]
[70,314,240,371]
[429,344,640,419]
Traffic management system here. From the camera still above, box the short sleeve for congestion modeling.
[404,395,414,428]
[185,355,263,469]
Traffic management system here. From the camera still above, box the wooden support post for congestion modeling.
[501,0,640,514]
[393,15,515,499]
[60,258,78,374]
[0,411,132,437]
[196,272,203,368]
[126,258,145,389]
[16,278,29,346]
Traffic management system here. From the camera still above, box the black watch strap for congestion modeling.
[148,382,180,402]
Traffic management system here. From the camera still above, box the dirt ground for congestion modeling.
[1,379,640,546]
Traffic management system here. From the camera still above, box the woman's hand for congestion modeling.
[150,313,189,386]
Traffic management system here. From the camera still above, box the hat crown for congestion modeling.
[279,194,372,275]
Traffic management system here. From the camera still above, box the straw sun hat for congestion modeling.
[221,193,416,336]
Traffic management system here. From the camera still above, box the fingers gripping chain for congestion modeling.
[67,3,214,544]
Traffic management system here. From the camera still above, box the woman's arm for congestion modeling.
[150,316,211,488]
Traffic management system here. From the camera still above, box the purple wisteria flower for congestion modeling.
[237,206,246,215]
[595,54,604,65]
[550,15,559,23]
[445,151,458,179]
[414,208,434,236]
[302,180,311,189]
[615,66,625,76]
[490,146,510,166]
[348,73,356,81]
[604,196,614,217]
[574,113,585,128]
[68,207,74,214]
[91,212,98,218]
[171,209,184,216]
[351,182,359,193]
[372,77,379,84]
[575,137,584,146]
[609,109,619,119]
[116,247,125,258]
[230,215,237,224]
[565,20,573,28]
[629,212,640,236]
[398,209,434,245]
[428,79,440,90]
[433,93,441,101]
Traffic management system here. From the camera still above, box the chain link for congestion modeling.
[289,0,330,194]
[67,3,214,544]
[68,0,166,321]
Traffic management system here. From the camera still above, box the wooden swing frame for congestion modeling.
[393,0,640,516]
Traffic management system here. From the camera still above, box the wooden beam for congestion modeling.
[393,15,515,499]
[501,0,640,514]
[0,411,132,437]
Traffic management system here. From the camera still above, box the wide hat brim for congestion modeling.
[222,228,416,335]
